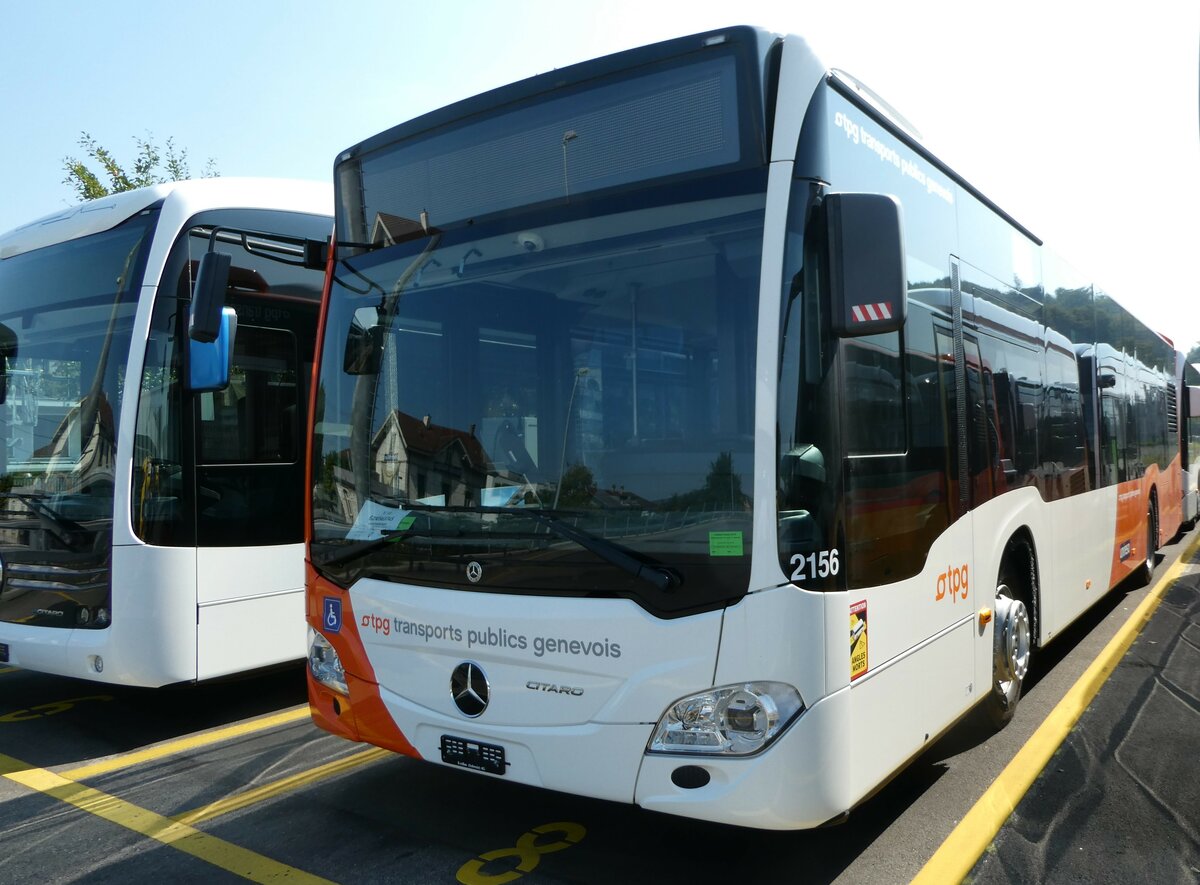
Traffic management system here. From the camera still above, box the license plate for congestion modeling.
[440,734,507,775]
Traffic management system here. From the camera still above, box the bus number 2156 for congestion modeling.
[790,549,841,582]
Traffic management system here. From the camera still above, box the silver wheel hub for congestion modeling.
[993,585,1031,702]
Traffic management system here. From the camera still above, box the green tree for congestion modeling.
[62,131,218,201]
[556,462,598,508]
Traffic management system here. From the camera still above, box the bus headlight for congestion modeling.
[308,627,348,696]
[647,682,804,756]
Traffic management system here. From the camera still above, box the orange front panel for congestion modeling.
[306,564,421,759]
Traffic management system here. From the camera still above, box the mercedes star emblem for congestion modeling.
[466,561,483,583]
[451,661,490,717]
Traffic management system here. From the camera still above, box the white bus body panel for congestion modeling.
[1038,486,1122,638]
[0,545,197,686]
[196,544,306,679]
[349,578,721,800]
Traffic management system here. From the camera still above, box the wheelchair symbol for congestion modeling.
[323,597,342,633]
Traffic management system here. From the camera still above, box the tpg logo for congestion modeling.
[935,564,969,603]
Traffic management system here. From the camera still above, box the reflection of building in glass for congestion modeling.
[371,411,489,505]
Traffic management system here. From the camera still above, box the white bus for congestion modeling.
[304,28,1184,828]
[0,178,331,686]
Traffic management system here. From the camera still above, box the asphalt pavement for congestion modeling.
[969,544,1200,884]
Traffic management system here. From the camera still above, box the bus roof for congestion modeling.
[0,177,331,260]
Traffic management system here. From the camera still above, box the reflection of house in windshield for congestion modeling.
[370,213,428,247]
[371,411,491,505]
[31,395,116,493]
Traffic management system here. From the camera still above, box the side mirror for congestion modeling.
[343,307,384,375]
[188,308,238,391]
[189,251,232,343]
[825,192,906,338]
[1097,373,1118,389]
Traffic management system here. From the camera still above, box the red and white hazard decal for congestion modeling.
[850,302,893,323]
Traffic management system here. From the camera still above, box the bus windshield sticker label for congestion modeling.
[347,500,411,540]
[481,485,522,507]
[709,531,744,557]
[850,600,868,681]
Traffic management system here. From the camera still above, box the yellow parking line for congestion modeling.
[0,666,18,675]
[63,706,311,780]
[913,532,1200,884]
[173,746,390,826]
[1,753,333,884]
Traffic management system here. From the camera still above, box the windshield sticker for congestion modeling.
[850,600,868,681]
[346,500,411,540]
[481,485,522,507]
[708,531,744,557]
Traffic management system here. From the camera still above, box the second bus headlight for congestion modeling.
[647,682,804,756]
[308,627,348,696]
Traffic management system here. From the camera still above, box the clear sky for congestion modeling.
[2,0,1197,347]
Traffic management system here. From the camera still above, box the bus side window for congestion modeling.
[1100,392,1124,486]
[843,332,904,456]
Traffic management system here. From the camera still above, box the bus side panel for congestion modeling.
[196,543,306,679]
[847,617,974,805]
[1108,472,1157,589]
[1158,454,1184,543]
[831,514,980,803]
[1039,486,1120,641]
[86,544,199,686]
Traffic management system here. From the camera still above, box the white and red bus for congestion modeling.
[304,27,1184,828]
[0,178,330,686]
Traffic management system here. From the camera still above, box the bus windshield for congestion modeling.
[312,176,765,615]
[0,213,151,626]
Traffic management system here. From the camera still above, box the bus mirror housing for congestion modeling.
[344,308,384,375]
[189,251,232,343]
[825,192,906,338]
[188,308,238,392]
[1098,373,1118,389]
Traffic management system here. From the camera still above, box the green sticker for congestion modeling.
[709,531,744,557]
[396,514,417,531]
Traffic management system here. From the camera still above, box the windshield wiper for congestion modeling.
[523,509,679,593]
[1,492,91,549]
[317,501,679,592]
[391,501,679,593]
[315,528,409,570]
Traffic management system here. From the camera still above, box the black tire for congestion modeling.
[1138,503,1158,587]
[984,558,1033,730]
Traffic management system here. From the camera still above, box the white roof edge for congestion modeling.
[0,177,332,260]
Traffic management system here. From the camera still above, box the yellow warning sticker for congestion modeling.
[850,600,868,681]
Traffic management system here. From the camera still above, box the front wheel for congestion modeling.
[984,578,1032,729]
